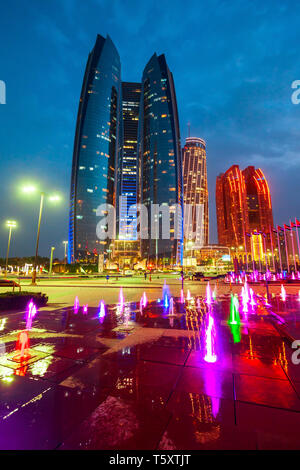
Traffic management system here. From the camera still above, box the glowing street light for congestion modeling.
[63,240,68,264]
[21,184,61,285]
[4,220,17,278]
[49,246,55,275]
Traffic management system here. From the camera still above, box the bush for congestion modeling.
[0,292,48,310]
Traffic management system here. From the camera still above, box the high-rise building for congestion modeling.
[216,165,273,249]
[117,82,141,240]
[69,37,183,266]
[182,137,209,248]
[68,35,121,263]
[139,53,183,265]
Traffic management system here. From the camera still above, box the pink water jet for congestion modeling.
[280,285,286,302]
[205,282,212,305]
[74,296,79,313]
[204,314,217,363]
[26,300,37,330]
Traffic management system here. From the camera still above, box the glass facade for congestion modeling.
[117,82,141,240]
[183,137,209,248]
[216,165,273,249]
[68,35,121,262]
[139,53,183,264]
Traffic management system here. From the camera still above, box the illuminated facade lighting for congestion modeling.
[182,137,209,248]
[216,165,273,248]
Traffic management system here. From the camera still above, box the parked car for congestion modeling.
[192,272,204,281]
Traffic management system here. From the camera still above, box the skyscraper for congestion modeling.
[68,35,121,263]
[216,165,273,249]
[117,82,141,240]
[139,53,183,265]
[182,137,209,248]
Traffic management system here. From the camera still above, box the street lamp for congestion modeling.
[21,185,61,285]
[49,246,55,275]
[4,220,17,278]
[63,240,68,265]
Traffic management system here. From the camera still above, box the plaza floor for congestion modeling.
[0,281,300,450]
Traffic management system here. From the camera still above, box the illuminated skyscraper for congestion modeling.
[216,165,273,249]
[182,137,209,247]
[117,82,141,240]
[139,53,183,264]
[68,35,121,262]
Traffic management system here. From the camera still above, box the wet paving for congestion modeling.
[1,289,300,450]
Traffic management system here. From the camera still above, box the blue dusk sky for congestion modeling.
[0,0,299,258]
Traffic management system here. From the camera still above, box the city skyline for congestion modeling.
[0,0,299,258]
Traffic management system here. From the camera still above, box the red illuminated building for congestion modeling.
[216,165,273,249]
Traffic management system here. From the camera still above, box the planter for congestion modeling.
[0,292,48,310]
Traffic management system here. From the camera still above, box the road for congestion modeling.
[1,275,298,308]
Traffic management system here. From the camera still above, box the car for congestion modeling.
[192,272,204,281]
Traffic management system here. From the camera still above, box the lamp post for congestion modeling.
[49,246,55,275]
[4,220,17,278]
[21,185,61,285]
[63,240,68,265]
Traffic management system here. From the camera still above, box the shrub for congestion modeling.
[0,292,48,310]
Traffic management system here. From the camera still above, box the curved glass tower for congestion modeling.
[68,35,121,263]
[139,53,183,265]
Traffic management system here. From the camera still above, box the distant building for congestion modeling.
[139,53,183,265]
[69,36,183,267]
[117,82,141,241]
[68,35,121,263]
[182,137,209,248]
[216,165,273,251]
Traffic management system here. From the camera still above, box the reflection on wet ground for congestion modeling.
[1,290,300,450]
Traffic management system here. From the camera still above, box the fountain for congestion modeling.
[119,287,124,312]
[212,285,217,301]
[180,289,184,304]
[204,314,217,363]
[74,296,79,313]
[187,289,191,302]
[142,291,147,308]
[280,285,286,302]
[83,304,88,314]
[14,330,30,361]
[26,300,37,330]
[205,282,212,305]
[229,294,240,325]
[98,301,106,319]
[250,288,256,307]
[162,280,170,308]
[168,297,175,316]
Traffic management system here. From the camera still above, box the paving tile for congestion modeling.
[176,366,234,400]
[60,395,171,450]
[0,384,103,449]
[138,344,190,366]
[232,355,287,380]
[32,342,101,362]
[234,373,300,410]
[166,390,235,426]
[236,401,300,434]
[186,349,233,372]
[0,375,54,419]
[157,418,257,450]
